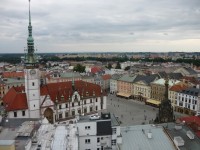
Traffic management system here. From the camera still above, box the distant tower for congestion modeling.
[24,0,40,118]
[155,78,174,123]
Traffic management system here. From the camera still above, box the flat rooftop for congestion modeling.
[78,113,120,126]
[165,123,200,150]
[120,124,176,150]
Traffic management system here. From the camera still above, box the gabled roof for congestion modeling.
[3,80,103,111]
[180,87,200,96]
[158,72,183,80]
[111,74,123,80]
[102,74,111,80]
[118,74,137,82]
[182,76,200,84]
[134,74,159,85]
[169,84,188,92]
[183,67,197,75]
[91,66,102,74]
[2,72,24,78]
[41,81,104,103]
[3,86,27,111]
[179,116,200,138]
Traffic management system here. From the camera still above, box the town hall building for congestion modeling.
[3,0,107,123]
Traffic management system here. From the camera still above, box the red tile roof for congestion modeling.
[2,72,24,78]
[3,86,28,111]
[3,80,104,111]
[169,84,188,92]
[91,66,102,74]
[102,74,111,80]
[41,80,104,103]
[179,116,200,138]
[181,76,200,84]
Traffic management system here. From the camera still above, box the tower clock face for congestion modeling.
[30,69,36,75]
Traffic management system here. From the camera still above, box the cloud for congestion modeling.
[0,0,200,53]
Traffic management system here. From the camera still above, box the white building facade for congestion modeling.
[77,113,121,150]
[176,87,200,115]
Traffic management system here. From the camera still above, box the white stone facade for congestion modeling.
[110,79,118,94]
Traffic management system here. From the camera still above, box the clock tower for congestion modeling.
[24,0,40,118]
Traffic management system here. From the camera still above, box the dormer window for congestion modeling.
[75,95,78,101]
[61,95,64,101]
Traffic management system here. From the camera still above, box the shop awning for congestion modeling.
[146,99,161,106]
[117,92,131,98]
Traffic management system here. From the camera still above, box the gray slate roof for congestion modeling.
[118,74,137,82]
[120,124,176,150]
[134,74,159,85]
[111,74,122,80]
[180,87,200,96]
[183,67,197,75]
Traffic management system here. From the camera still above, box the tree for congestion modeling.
[124,66,130,71]
[73,64,85,73]
[106,63,112,69]
[115,62,121,69]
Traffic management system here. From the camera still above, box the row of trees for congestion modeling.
[1,54,200,67]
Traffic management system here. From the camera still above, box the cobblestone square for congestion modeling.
[106,94,186,126]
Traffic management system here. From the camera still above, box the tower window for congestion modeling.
[32,82,35,86]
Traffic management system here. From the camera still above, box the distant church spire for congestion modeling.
[25,0,38,67]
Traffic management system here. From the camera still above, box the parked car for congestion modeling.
[90,115,100,120]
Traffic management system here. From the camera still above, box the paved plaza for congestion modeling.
[106,94,187,126]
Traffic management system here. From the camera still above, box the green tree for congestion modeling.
[106,63,112,69]
[115,62,121,69]
[124,66,130,71]
[73,64,85,73]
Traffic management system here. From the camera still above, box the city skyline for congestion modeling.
[0,0,200,53]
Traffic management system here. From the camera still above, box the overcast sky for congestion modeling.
[0,0,200,53]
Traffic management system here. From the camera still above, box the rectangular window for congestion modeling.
[84,108,87,113]
[72,103,74,107]
[72,110,75,116]
[22,111,25,116]
[66,104,68,108]
[65,111,68,117]
[90,107,93,112]
[96,106,98,111]
[59,105,62,109]
[59,113,62,119]
[78,102,80,106]
[84,100,86,104]
[112,139,116,145]
[32,82,35,86]
[112,128,116,134]
[85,126,91,130]
[97,137,100,143]
[85,139,91,144]
[90,99,92,103]
[96,98,98,102]
[14,112,17,117]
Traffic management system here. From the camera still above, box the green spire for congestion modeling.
[25,0,38,67]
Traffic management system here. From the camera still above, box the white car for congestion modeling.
[90,115,100,120]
